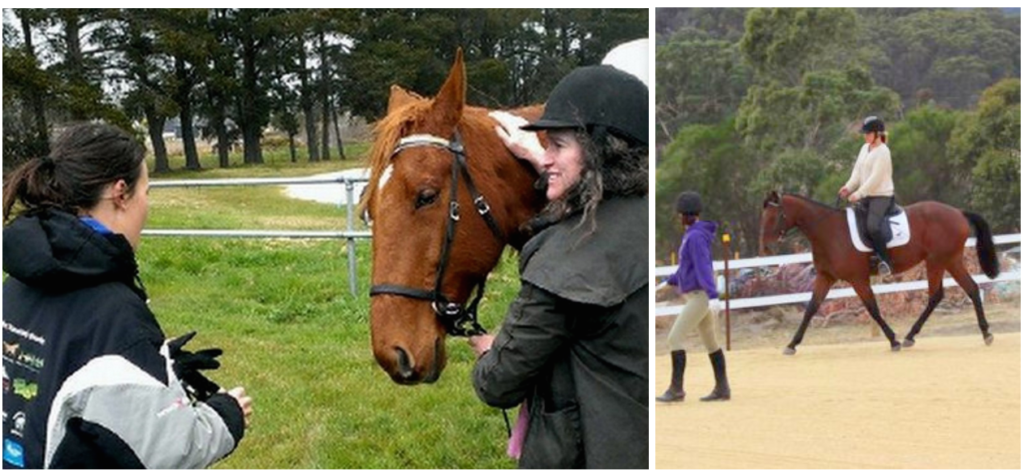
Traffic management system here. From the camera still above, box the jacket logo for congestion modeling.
[15,353,43,370]
[2,439,24,467]
[10,412,25,437]
[12,379,36,401]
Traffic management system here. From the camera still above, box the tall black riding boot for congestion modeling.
[700,349,731,401]
[656,350,686,402]
[871,243,893,276]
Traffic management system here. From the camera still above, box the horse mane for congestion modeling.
[783,193,841,212]
[360,101,431,214]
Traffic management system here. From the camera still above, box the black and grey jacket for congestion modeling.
[2,209,244,469]
[472,196,649,469]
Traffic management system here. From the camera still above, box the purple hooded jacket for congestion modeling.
[666,220,718,299]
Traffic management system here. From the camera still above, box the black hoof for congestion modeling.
[890,343,901,352]
[984,333,994,346]
[902,338,915,348]
[783,346,796,356]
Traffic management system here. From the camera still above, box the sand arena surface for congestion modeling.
[654,331,1020,468]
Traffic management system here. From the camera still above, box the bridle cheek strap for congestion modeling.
[369,130,502,337]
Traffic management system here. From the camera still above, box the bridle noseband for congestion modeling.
[369,131,505,337]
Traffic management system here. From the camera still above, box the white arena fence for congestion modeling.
[144,176,371,296]
[655,234,1021,317]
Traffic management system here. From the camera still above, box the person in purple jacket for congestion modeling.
[656,191,731,403]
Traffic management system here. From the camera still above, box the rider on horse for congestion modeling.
[839,116,895,275]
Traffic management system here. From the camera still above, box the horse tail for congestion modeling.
[962,211,1000,279]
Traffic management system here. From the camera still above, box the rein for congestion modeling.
[767,196,844,239]
[369,131,504,337]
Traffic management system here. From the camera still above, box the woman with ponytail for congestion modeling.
[2,123,252,468]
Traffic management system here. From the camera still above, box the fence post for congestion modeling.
[345,178,358,297]
[722,231,732,351]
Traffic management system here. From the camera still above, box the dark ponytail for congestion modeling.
[3,123,146,222]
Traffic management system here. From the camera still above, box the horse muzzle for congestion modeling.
[373,334,446,385]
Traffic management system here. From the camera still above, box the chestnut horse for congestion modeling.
[362,50,544,384]
[759,191,1000,354]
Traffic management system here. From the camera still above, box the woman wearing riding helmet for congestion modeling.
[469,65,648,468]
[655,191,731,404]
[839,116,895,275]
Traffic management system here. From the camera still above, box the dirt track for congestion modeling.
[654,331,1020,468]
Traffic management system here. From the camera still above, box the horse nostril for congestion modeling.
[394,347,415,380]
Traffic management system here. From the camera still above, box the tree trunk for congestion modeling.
[289,133,297,163]
[213,114,230,169]
[62,14,89,121]
[305,109,319,162]
[321,99,331,160]
[145,105,170,173]
[239,24,263,164]
[242,125,262,164]
[173,56,201,170]
[19,13,49,157]
[298,54,319,162]
[318,31,331,161]
[180,102,201,170]
[333,109,345,159]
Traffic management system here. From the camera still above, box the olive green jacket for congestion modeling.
[472,196,648,469]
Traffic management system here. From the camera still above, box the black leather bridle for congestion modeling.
[765,200,793,239]
[369,131,505,337]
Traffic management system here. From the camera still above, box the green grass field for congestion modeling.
[141,144,520,468]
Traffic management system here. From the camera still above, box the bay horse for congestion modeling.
[759,191,1000,354]
[361,49,544,384]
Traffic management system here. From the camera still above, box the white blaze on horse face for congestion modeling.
[378,164,394,192]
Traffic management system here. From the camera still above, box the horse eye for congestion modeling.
[415,189,438,209]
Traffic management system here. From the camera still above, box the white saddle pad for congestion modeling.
[846,207,911,253]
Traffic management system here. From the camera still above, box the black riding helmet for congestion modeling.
[861,116,885,134]
[675,191,702,215]
[522,65,648,146]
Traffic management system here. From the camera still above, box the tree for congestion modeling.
[948,78,1021,231]
[736,66,901,154]
[740,8,859,86]
[971,149,1020,232]
[655,36,751,147]
[98,9,178,172]
[3,9,53,169]
[865,9,1020,109]
[886,104,964,204]
[149,9,213,170]
[656,119,761,257]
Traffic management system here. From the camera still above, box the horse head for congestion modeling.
[363,49,544,384]
[759,190,792,256]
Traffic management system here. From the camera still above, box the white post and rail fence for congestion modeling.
[143,176,371,296]
[655,233,1022,350]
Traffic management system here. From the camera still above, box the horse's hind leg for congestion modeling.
[785,275,834,355]
[851,279,901,351]
[947,258,993,345]
[903,261,945,348]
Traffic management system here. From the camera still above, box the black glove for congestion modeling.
[167,331,223,401]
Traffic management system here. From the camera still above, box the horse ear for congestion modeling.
[764,190,780,208]
[431,48,466,128]
[387,85,421,114]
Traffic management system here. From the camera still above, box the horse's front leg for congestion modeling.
[850,279,901,351]
[785,274,835,355]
